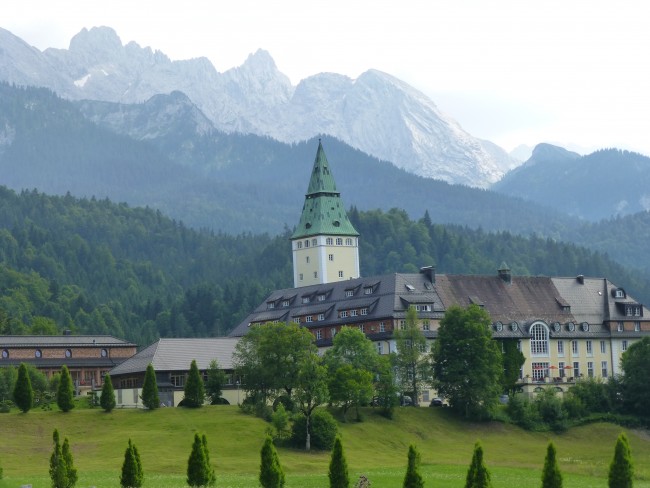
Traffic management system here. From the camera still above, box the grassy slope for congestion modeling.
[0,406,648,487]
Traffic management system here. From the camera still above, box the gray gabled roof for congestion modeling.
[109,338,240,376]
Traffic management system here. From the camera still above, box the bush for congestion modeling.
[506,394,540,430]
[535,388,568,431]
[291,409,338,450]
[0,400,12,413]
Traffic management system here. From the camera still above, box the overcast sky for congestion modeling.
[5,0,649,156]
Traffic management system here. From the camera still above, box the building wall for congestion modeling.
[293,235,359,286]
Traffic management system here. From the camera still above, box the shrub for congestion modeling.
[535,388,568,431]
[291,409,338,451]
[506,394,540,430]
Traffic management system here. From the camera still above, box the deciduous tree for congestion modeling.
[433,305,503,419]
[620,336,650,417]
[141,363,159,410]
[13,363,33,413]
[259,435,285,488]
[57,365,75,412]
[394,306,430,406]
[608,433,634,488]
[328,436,349,488]
[100,373,116,412]
[403,444,424,488]
[294,352,329,451]
[183,359,205,408]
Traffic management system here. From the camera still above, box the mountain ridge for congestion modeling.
[0,25,515,187]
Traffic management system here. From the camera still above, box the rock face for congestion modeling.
[0,26,515,187]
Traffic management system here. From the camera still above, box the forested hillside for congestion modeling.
[1,187,648,346]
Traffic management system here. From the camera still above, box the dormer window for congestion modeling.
[282,300,290,307]
[415,304,432,312]
[302,296,310,304]
[345,290,354,297]
[306,316,313,323]
[614,288,626,298]
[364,287,373,295]
[317,295,326,302]
[267,302,275,310]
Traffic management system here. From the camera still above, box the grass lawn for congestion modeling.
[0,405,648,487]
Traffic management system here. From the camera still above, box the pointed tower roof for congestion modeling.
[291,141,359,239]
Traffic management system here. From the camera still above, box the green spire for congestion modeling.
[292,141,359,239]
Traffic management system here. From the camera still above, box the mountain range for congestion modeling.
[0,25,516,188]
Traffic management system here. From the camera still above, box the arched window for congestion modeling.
[345,238,353,245]
[297,241,302,249]
[336,238,343,245]
[326,237,333,245]
[311,238,317,246]
[530,323,549,355]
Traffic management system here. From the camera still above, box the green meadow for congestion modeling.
[0,405,648,487]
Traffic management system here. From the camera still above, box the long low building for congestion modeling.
[108,337,240,407]
[0,334,137,393]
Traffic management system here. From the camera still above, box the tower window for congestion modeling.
[312,238,317,246]
[297,242,302,249]
[326,237,333,245]
[336,238,343,245]
[299,273,303,281]
[345,238,352,245]
[329,254,334,261]
[338,271,344,278]
[314,271,318,278]
[304,240,310,248]
[306,256,310,263]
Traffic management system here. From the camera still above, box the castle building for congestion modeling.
[232,142,649,400]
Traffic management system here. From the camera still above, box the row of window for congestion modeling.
[1,348,109,359]
[616,321,641,331]
[502,320,642,337]
[296,237,355,249]
[530,361,609,381]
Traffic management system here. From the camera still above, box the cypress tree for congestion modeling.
[49,429,68,488]
[57,365,75,412]
[187,433,210,487]
[100,374,116,412]
[202,434,216,487]
[13,363,34,413]
[62,436,78,488]
[120,439,144,488]
[328,436,349,488]
[403,444,424,488]
[259,435,285,488]
[465,442,492,488]
[141,363,159,410]
[608,433,634,488]
[183,359,206,408]
[541,442,562,488]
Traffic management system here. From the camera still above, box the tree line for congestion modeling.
[0,186,649,346]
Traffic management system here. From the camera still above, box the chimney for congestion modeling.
[498,262,511,284]
[577,275,585,284]
[63,329,72,336]
[420,265,436,283]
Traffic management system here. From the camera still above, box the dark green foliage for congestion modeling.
[13,363,33,413]
[608,433,634,488]
[569,377,615,414]
[393,306,429,406]
[141,363,159,410]
[328,436,349,488]
[62,437,78,488]
[506,394,541,430]
[291,409,338,451]
[57,365,75,412]
[373,355,398,419]
[433,305,503,419]
[259,436,285,488]
[620,337,650,416]
[183,359,206,408]
[403,444,424,488]
[501,340,525,395]
[465,442,492,488]
[49,429,76,488]
[541,442,562,488]
[120,439,143,488]
[534,388,568,432]
[187,433,214,487]
[271,403,290,440]
[100,374,116,412]
[201,434,216,487]
[206,359,226,404]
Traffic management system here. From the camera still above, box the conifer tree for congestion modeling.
[62,436,78,488]
[403,444,424,488]
[183,359,206,408]
[120,439,144,488]
[141,363,159,410]
[187,433,212,487]
[259,435,285,488]
[328,436,349,488]
[57,365,75,412]
[465,442,492,488]
[49,429,68,488]
[13,362,34,413]
[541,442,562,488]
[100,373,116,412]
[609,433,634,488]
[201,434,216,487]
